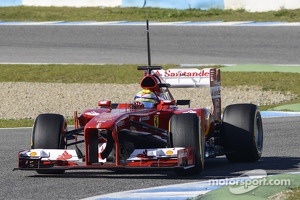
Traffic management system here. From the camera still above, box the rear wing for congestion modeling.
[153,68,221,120]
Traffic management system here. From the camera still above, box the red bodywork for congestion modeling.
[80,102,212,167]
[16,67,221,173]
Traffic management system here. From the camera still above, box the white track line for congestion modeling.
[1,21,300,26]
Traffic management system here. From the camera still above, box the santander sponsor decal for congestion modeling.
[154,68,210,78]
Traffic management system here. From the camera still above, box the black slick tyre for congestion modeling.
[222,104,263,162]
[170,113,204,176]
[31,113,67,174]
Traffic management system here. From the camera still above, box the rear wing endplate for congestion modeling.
[153,68,221,120]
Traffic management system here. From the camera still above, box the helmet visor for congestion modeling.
[141,101,155,108]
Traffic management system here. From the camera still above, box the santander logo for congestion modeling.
[154,69,210,77]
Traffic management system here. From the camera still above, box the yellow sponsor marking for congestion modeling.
[154,115,159,128]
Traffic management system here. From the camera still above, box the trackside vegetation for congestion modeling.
[0,64,299,128]
[0,7,300,22]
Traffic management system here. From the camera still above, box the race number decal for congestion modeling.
[154,115,159,128]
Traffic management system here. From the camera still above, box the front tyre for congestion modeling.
[222,104,263,162]
[31,113,67,174]
[170,113,204,176]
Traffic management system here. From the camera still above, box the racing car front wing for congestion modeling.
[15,147,195,172]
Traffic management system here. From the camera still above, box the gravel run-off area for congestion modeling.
[0,82,296,120]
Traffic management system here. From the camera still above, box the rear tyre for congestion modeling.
[170,113,204,176]
[222,104,263,162]
[32,113,67,174]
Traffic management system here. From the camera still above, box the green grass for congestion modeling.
[222,72,300,96]
[0,118,74,128]
[0,64,143,84]
[0,64,218,84]
[0,7,300,22]
[0,119,33,128]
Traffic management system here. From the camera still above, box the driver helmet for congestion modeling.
[134,89,158,108]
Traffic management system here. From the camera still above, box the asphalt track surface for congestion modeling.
[0,24,300,65]
[0,116,299,200]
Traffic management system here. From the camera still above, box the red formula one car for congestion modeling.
[15,21,263,176]
[16,66,263,176]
